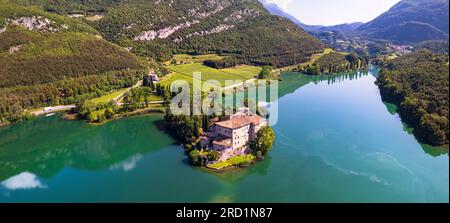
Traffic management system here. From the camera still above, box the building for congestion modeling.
[143,69,159,87]
[148,69,159,82]
[205,108,267,161]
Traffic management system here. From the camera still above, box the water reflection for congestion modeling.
[109,154,144,172]
[380,92,449,157]
[421,144,449,157]
[0,114,174,182]
[201,155,272,183]
[1,172,46,190]
[278,69,370,99]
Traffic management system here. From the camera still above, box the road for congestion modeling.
[32,105,76,116]
[113,80,143,103]
[117,101,165,106]
[30,80,143,116]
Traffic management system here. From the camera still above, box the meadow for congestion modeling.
[87,88,129,104]
[166,54,225,65]
[160,63,261,89]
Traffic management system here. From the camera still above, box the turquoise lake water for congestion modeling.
[0,67,448,202]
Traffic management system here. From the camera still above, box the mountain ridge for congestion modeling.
[358,0,449,43]
[261,0,449,45]
[15,0,324,67]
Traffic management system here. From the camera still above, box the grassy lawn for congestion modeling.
[309,48,334,63]
[88,88,129,105]
[148,94,163,102]
[164,54,225,65]
[207,154,256,170]
[275,48,337,72]
[160,64,261,89]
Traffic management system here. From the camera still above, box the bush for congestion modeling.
[104,108,115,119]
[258,66,272,79]
[207,150,220,162]
[188,149,201,166]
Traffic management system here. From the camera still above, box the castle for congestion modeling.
[200,108,267,161]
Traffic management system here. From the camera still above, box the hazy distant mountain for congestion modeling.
[259,0,363,32]
[258,0,305,27]
[358,0,449,43]
[259,0,364,49]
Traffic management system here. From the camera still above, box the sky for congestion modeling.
[264,0,401,26]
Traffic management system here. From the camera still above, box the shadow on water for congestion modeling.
[0,114,173,182]
[198,155,272,183]
[379,82,449,157]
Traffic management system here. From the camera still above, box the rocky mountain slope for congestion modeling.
[17,0,324,67]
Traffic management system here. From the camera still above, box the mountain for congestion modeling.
[258,0,364,52]
[19,0,324,67]
[0,0,142,119]
[1,0,326,120]
[358,0,449,44]
[258,0,305,27]
[258,0,364,33]
[313,23,362,33]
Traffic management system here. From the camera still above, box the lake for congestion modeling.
[0,66,448,202]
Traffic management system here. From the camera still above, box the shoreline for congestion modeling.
[202,160,258,172]
[86,106,165,126]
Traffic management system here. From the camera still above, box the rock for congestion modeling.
[9,45,23,54]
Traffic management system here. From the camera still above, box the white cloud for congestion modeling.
[1,172,46,190]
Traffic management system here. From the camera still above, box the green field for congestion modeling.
[274,48,337,73]
[160,64,261,89]
[166,54,225,65]
[88,88,129,105]
[88,88,163,105]
[147,94,164,102]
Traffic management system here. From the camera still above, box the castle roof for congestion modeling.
[215,114,263,130]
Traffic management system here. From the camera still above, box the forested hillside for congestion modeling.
[0,0,143,122]
[358,0,449,44]
[16,0,324,67]
[300,52,368,75]
[376,50,449,146]
[413,40,449,54]
[0,0,327,124]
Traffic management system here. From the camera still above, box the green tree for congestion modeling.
[122,92,130,111]
[141,87,153,107]
[207,150,220,161]
[258,66,272,79]
[7,103,24,122]
[253,126,275,155]
[189,149,201,166]
[105,108,115,119]
[87,112,96,123]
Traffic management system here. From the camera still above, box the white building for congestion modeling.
[148,69,159,82]
[205,108,266,160]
